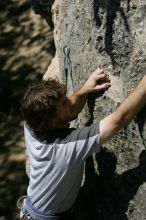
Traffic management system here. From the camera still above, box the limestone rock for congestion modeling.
[43,52,60,80]
[36,0,146,219]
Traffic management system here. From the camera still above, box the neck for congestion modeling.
[49,118,70,129]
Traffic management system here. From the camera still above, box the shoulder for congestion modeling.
[63,123,100,143]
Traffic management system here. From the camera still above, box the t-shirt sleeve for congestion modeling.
[64,123,101,167]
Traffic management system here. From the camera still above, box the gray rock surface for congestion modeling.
[39,0,146,219]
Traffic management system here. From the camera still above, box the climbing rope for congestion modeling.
[63,45,74,95]
[63,45,70,87]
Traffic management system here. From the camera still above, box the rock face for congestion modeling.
[37,0,146,219]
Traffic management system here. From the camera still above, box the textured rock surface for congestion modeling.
[43,52,60,80]
[44,0,146,219]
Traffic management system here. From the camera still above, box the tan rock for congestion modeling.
[43,52,60,80]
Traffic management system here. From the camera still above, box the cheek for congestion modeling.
[66,102,72,114]
[59,105,71,121]
[62,105,70,116]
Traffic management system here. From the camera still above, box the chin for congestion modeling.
[61,123,70,128]
[65,123,70,128]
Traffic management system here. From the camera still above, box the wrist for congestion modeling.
[78,86,90,96]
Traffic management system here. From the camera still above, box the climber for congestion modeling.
[18,68,146,220]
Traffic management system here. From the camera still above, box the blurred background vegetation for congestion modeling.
[0,0,54,219]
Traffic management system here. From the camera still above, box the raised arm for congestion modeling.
[67,68,111,121]
[100,73,146,144]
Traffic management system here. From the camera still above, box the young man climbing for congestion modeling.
[18,68,146,220]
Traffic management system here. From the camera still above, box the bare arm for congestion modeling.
[100,74,146,144]
[67,69,111,121]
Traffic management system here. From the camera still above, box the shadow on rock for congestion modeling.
[93,0,130,67]
[73,148,146,220]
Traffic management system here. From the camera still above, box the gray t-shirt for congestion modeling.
[24,123,101,214]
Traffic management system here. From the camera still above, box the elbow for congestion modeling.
[113,111,131,131]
